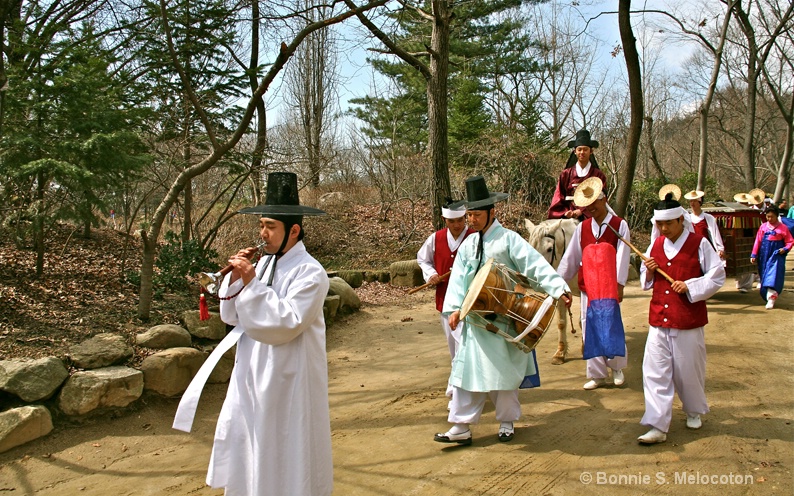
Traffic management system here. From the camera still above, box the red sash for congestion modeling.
[578,216,623,294]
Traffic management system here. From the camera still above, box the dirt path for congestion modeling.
[1,269,793,495]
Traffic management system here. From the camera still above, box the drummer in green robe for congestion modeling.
[434,176,572,445]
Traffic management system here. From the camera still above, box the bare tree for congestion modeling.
[136,0,388,319]
[523,2,610,143]
[759,3,794,202]
[283,0,340,188]
[729,0,793,189]
[342,0,456,228]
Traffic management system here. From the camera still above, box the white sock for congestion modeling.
[500,421,514,431]
[449,423,468,435]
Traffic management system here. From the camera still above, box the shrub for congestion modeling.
[154,231,220,292]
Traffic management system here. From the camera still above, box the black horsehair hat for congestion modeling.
[464,175,509,210]
[567,129,599,149]
[238,172,326,217]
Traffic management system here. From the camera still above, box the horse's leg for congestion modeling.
[551,300,568,365]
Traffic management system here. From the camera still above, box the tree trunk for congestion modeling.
[644,115,666,182]
[138,230,157,321]
[428,0,453,229]
[183,177,192,240]
[733,4,759,190]
[182,112,192,243]
[696,2,734,191]
[248,0,266,203]
[615,0,643,217]
[772,92,794,202]
[34,171,45,278]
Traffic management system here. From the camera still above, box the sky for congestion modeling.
[264,0,707,128]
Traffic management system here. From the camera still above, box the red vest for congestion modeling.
[692,218,709,238]
[578,216,623,294]
[648,233,708,329]
[433,228,474,312]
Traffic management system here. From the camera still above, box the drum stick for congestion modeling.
[605,223,675,284]
[407,271,451,295]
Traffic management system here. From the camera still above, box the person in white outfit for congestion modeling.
[637,193,725,445]
[417,200,474,398]
[174,172,333,496]
[556,177,630,390]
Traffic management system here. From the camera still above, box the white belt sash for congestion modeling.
[172,326,243,432]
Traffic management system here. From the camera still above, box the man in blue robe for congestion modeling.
[434,176,572,445]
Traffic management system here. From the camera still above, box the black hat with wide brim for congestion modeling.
[464,175,509,209]
[567,129,599,149]
[238,172,327,216]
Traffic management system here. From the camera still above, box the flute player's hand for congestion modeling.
[229,251,256,285]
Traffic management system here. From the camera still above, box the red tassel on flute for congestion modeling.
[199,292,210,321]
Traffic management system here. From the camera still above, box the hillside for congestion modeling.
[0,201,649,364]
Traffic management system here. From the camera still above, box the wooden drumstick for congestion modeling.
[407,270,451,295]
[605,223,675,284]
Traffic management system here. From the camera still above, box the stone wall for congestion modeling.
[0,275,383,453]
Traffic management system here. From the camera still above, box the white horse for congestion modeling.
[524,218,580,364]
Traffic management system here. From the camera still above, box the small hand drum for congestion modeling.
[459,258,557,353]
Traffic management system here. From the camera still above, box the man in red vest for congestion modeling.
[557,177,629,390]
[637,193,725,445]
[417,200,475,398]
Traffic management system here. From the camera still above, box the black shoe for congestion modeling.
[434,429,472,445]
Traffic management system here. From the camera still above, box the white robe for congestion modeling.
[210,241,332,496]
[556,213,630,378]
[639,231,725,432]
[417,229,469,360]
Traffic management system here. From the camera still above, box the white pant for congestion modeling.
[440,314,462,360]
[580,291,627,379]
[641,326,709,432]
[736,273,754,290]
[440,314,462,397]
[447,387,520,425]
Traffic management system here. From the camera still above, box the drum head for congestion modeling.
[460,258,494,319]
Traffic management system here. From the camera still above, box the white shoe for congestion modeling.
[434,429,472,445]
[766,298,775,309]
[583,378,606,390]
[686,414,702,429]
[738,288,748,293]
[498,422,514,442]
[612,369,625,386]
[637,428,667,444]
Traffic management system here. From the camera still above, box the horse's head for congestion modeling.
[524,218,579,269]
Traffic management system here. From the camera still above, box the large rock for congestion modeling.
[0,406,53,454]
[140,347,206,397]
[323,295,341,322]
[69,334,133,369]
[58,366,144,416]
[363,270,390,284]
[327,277,361,314]
[182,310,227,340]
[389,260,423,287]
[336,270,364,288]
[136,324,192,349]
[207,346,236,384]
[0,357,69,402]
